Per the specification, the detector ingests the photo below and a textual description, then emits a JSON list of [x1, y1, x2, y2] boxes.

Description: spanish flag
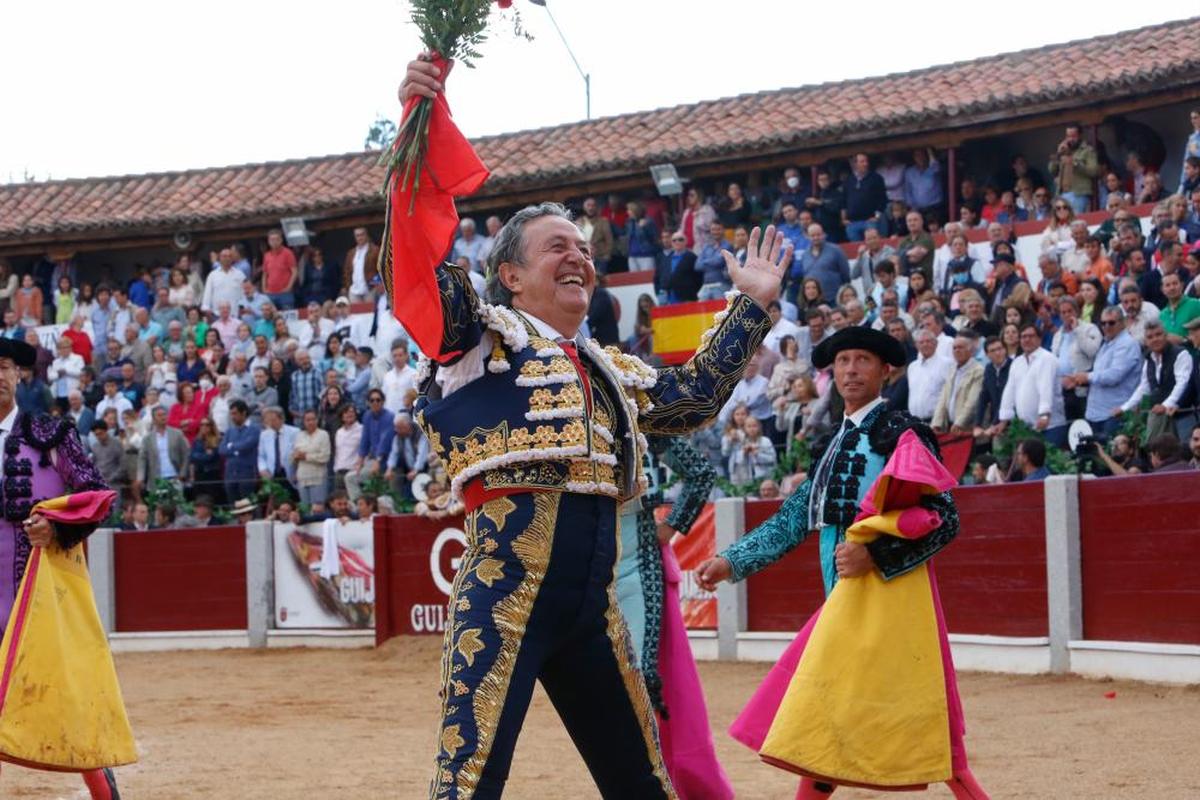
[[0, 491, 137, 771]]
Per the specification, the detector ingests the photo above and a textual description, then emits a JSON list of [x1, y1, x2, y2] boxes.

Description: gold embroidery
[[441, 724, 466, 760], [456, 628, 485, 667], [456, 597, 471, 612], [518, 356, 575, 380], [453, 680, 470, 697], [528, 383, 585, 413], [481, 497, 517, 530], [474, 558, 505, 588], [456, 493, 559, 795]]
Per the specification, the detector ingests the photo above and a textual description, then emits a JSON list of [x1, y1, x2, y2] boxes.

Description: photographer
[[1047, 124, 1099, 214]]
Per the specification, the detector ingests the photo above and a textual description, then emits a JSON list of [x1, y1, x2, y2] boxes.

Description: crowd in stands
[[3, 114, 1200, 526]]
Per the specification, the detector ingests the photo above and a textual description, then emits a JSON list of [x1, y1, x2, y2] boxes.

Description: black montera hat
[[811, 326, 907, 369], [0, 338, 37, 368]]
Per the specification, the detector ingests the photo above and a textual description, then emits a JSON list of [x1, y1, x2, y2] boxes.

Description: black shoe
[[104, 768, 121, 800]]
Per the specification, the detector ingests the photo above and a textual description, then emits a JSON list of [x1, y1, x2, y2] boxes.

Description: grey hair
[[1143, 319, 1165, 335], [913, 329, 935, 343], [1101, 305, 1126, 320], [484, 202, 574, 307]]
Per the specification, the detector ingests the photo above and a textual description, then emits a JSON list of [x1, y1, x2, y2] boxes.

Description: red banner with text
[[374, 513, 468, 645]]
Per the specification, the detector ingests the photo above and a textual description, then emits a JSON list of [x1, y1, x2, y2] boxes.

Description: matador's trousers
[[430, 491, 675, 800]]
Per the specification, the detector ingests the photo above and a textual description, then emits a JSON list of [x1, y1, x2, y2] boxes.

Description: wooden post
[[947, 146, 958, 224]]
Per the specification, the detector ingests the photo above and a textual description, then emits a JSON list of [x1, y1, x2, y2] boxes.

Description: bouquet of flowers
[[382, 0, 520, 210]]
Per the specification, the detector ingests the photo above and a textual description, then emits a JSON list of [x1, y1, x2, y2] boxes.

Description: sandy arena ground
[[5, 636, 1198, 798]]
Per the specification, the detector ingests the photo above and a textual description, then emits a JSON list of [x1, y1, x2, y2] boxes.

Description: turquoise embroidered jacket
[[721, 407, 959, 584]]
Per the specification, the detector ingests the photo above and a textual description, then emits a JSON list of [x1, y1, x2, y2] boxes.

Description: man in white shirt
[[998, 323, 1066, 441], [476, 215, 502, 267], [345, 227, 379, 303], [202, 248, 245, 314], [381, 340, 417, 414], [907, 329, 951, 422], [1119, 285, 1160, 346], [718, 355, 773, 429], [256, 406, 300, 487]]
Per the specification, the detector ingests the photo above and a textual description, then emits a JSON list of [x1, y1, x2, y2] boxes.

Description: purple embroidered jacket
[[0, 413, 108, 630]]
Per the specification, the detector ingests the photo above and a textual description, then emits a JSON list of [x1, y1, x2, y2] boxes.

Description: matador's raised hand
[[723, 225, 791, 310]]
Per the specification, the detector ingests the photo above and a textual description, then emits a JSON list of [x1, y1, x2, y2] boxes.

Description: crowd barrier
[[83, 471, 1199, 684]]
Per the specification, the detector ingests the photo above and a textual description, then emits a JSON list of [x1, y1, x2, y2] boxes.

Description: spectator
[[907, 329, 951, 423], [853, 228, 896, 297], [1060, 220, 1091, 276], [239, 279, 272, 322], [777, 202, 809, 254], [1048, 124, 1099, 213], [797, 223, 850, 302], [262, 229, 299, 309], [209, 376, 235, 433], [1146, 433, 1193, 473], [1051, 296, 1102, 421], [243, 366, 277, 426], [1160, 270, 1200, 344], [955, 291, 998, 338], [293, 409, 332, 508], [257, 406, 299, 489], [477, 215, 502, 267], [47, 337, 84, 412], [289, 349, 323, 420], [347, 346, 374, 413], [348, 389, 394, 501], [167, 268, 195, 308], [167, 382, 208, 444], [678, 186, 716, 253], [719, 182, 752, 231], [1137, 171, 1166, 205], [842, 153, 887, 241], [385, 412, 429, 500], [63, 389, 94, 438], [300, 247, 340, 306], [1190, 426, 1200, 469], [932, 332, 985, 434], [95, 377, 134, 429], [218, 399, 260, 501], [719, 354, 774, 435], [1013, 438, 1050, 481], [726, 415, 776, 484], [270, 317, 295, 359], [15, 367, 51, 415], [451, 218, 486, 273], [896, 211, 935, 283], [333, 404, 363, 493], [999, 324, 1065, 443], [903, 147, 944, 219], [12, 273, 42, 329], [805, 168, 844, 241], [1070, 306, 1142, 437], [1120, 285, 1159, 345], [356, 494, 379, 520], [211, 301, 240, 346], [1119, 320, 1193, 441], [343, 227, 380, 302], [696, 221, 733, 300], [586, 276, 619, 347], [124, 503, 152, 531], [987, 252, 1026, 322], [1039, 198, 1076, 255], [663, 231, 701, 303], [189, 417, 223, 502], [136, 405, 189, 496], [974, 336, 1013, 436], [381, 341, 416, 414], [201, 247, 244, 314], [624, 201, 659, 273], [794, 277, 825, 317], [577, 197, 614, 274], [90, 420, 126, 500], [763, 302, 803, 355]]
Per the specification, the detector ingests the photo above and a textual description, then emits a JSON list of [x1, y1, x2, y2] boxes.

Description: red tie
[[557, 339, 593, 414]]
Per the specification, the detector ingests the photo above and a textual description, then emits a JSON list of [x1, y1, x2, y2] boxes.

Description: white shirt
[[48, 353, 85, 398], [1126, 302, 1160, 346], [351, 244, 369, 295], [156, 431, 177, 479], [334, 422, 363, 471], [435, 310, 572, 398], [762, 317, 802, 353], [810, 396, 886, 528], [96, 394, 135, 430], [1000, 348, 1065, 427], [201, 266, 245, 313], [382, 364, 417, 413], [0, 406, 18, 476], [907, 354, 951, 421], [1121, 348, 1193, 411]]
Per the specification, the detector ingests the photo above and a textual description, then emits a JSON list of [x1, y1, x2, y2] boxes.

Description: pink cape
[[657, 542, 734, 800]]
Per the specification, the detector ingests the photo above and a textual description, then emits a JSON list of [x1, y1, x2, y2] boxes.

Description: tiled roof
[[3, 17, 1199, 243]]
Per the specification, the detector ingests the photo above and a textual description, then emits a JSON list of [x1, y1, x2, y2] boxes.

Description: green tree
[[364, 115, 397, 151]]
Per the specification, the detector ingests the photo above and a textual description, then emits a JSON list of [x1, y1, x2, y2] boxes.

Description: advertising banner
[[374, 513, 467, 644], [273, 519, 376, 629]]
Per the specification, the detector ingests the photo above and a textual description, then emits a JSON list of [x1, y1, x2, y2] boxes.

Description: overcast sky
[[2, 1, 1196, 184]]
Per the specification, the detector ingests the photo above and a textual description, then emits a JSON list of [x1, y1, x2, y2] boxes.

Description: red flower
[[496, 0, 512, 7]]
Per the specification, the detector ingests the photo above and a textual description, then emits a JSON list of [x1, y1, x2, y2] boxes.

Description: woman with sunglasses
[[1039, 197, 1077, 255]]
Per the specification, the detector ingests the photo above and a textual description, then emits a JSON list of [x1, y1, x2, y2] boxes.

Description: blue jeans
[[1061, 193, 1091, 214], [845, 219, 881, 242], [267, 291, 295, 310]]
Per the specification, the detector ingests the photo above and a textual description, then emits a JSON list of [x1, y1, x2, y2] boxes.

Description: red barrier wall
[[113, 526, 247, 632], [374, 513, 467, 646], [938, 483, 1048, 637], [743, 483, 1049, 637], [743, 499, 828, 631], [1080, 472, 1200, 645]]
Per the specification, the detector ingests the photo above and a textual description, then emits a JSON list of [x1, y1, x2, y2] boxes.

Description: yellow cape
[[0, 527, 136, 770]]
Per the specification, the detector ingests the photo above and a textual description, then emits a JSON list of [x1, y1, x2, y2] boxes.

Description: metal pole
[[539, 2, 591, 120]]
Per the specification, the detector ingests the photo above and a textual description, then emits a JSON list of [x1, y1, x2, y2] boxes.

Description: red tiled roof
[[3, 17, 1199, 244]]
